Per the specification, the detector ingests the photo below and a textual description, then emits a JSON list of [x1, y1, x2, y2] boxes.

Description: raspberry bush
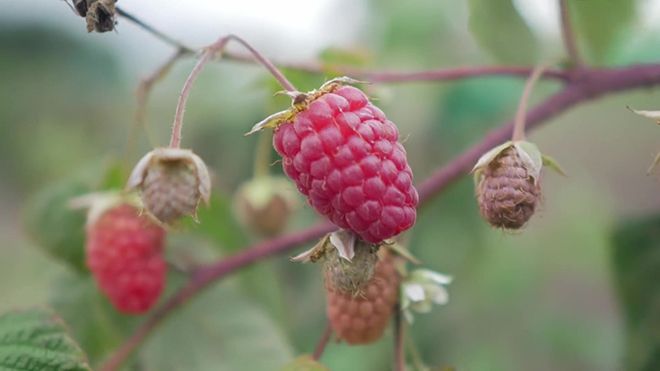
[[6, 1, 660, 371]]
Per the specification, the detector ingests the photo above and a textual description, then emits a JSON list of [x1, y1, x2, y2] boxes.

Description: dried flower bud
[[234, 177, 297, 237], [127, 148, 211, 224], [86, 0, 116, 33], [473, 141, 543, 229]]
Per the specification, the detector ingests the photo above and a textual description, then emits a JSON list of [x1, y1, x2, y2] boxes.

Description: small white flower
[[401, 268, 452, 323]]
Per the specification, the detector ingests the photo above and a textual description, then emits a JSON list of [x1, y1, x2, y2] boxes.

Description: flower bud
[[127, 148, 211, 224], [233, 177, 296, 237]]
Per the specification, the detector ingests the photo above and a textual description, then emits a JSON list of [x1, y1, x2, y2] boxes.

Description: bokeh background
[[1, 1, 660, 370]]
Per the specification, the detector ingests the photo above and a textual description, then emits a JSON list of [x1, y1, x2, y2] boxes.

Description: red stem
[[559, 0, 584, 67], [100, 63, 660, 370], [393, 306, 406, 371], [312, 323, 333, 361], [169, 34, 296, 148]]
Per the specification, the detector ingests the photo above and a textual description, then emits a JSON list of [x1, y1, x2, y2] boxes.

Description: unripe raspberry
[[475, 144, 541, 229], [127, 148, 211, 224], [86, 203, 166, 314], [325, 251, 400, 344], [234, 176, 296, 237], [252, 78, 418, 244], [322, 240, 379, 294]]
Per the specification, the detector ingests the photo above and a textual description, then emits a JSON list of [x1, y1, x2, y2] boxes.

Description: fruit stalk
[[169, 34, 297, 148]]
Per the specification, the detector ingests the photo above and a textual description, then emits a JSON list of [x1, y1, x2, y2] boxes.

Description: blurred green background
[[1, 0, 660, 370]]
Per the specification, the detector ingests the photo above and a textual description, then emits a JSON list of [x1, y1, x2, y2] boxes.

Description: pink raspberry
[[272, 85, 418, 243], [86, 204, 166, 314]]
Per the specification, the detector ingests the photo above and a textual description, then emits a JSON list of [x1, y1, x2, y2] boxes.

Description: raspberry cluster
[[86, 204, 166, 314], [476, 146, 540, 229], [273, 84, 418, 244], [325, 252, 400, 344]]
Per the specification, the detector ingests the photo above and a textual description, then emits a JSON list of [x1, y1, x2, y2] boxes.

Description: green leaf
[[281, 355, 329, 371], [142, 276, 294, 371], [568, 0, 635, 63], [0, 308, 91, 371], [23, 180, 90, 273], [49, 272, 139, 363], [183, 194, 248, 252], [467, 0, 538, 63], [611, 214, 660, 371]]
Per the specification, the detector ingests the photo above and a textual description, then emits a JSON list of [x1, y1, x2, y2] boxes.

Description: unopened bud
[[127, 147, 211, 224]]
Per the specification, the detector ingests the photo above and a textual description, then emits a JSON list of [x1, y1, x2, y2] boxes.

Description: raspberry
[[127, 148, 211, 224], [271, 83, 418, 243], [476, 146, 540, 229], [325, 251, 400, 344], [86, 204, 166, 314]]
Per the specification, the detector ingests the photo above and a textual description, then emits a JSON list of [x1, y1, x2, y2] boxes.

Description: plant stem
[[312, 323, 333, 361], [394, 306, 406, 371], [116, 6, 195, 54], [512, 66, 546, 142], [559, 0, 584, 68], [169, 34, 297, 148], [101, 63, 660, 371]]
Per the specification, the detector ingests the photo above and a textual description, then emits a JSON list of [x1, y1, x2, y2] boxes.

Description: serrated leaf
[[542, 154, 567, 176], [281, 355, 329, 371], [514, 141, 543, 180], [471, 141, 513, 174], [23, 180, 90, 273], [628, 106, 660, 124], [568, 0, 635, 63], [611, 214, 660, 371], [0, 308, 91, 371], [467, 0, 538, 63], [142, 275, 294, 371]]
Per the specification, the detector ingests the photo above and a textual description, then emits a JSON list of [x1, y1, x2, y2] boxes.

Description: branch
[[116, 6, 567, 84], [393, 306, 406, 371], [559, 0, 584, 68], [99, 62, 660, 371], [312, 322, 333, 361]]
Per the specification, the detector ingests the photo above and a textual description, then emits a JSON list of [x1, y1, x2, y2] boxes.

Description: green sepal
[[513, 140, 543, 182], [246, 109, 293, 136], [542, 154, 567, 176], [471, 141, 514, 174]]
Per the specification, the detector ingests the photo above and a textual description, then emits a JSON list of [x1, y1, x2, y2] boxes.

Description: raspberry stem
[[169, 34, 297, 148], [512, 65, 546, 142], [312, 322, 332, 361]]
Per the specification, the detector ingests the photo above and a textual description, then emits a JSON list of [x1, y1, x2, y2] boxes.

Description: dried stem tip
[[127, 148, 211, 224], [474, 141, 542, 229]]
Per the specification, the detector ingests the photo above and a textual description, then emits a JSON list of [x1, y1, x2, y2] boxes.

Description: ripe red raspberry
[[86, 204, 166, 314], [325, 252, 400, 344], [272, 83, 418, 243]]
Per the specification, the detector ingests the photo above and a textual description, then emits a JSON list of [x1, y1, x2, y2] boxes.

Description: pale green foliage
[[0, 309, 90, 371], [568, 0, 635, 63], [467, 0, 538, 63]]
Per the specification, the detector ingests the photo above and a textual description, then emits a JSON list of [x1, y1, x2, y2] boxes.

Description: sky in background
[[4, 0, 660, 72]]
